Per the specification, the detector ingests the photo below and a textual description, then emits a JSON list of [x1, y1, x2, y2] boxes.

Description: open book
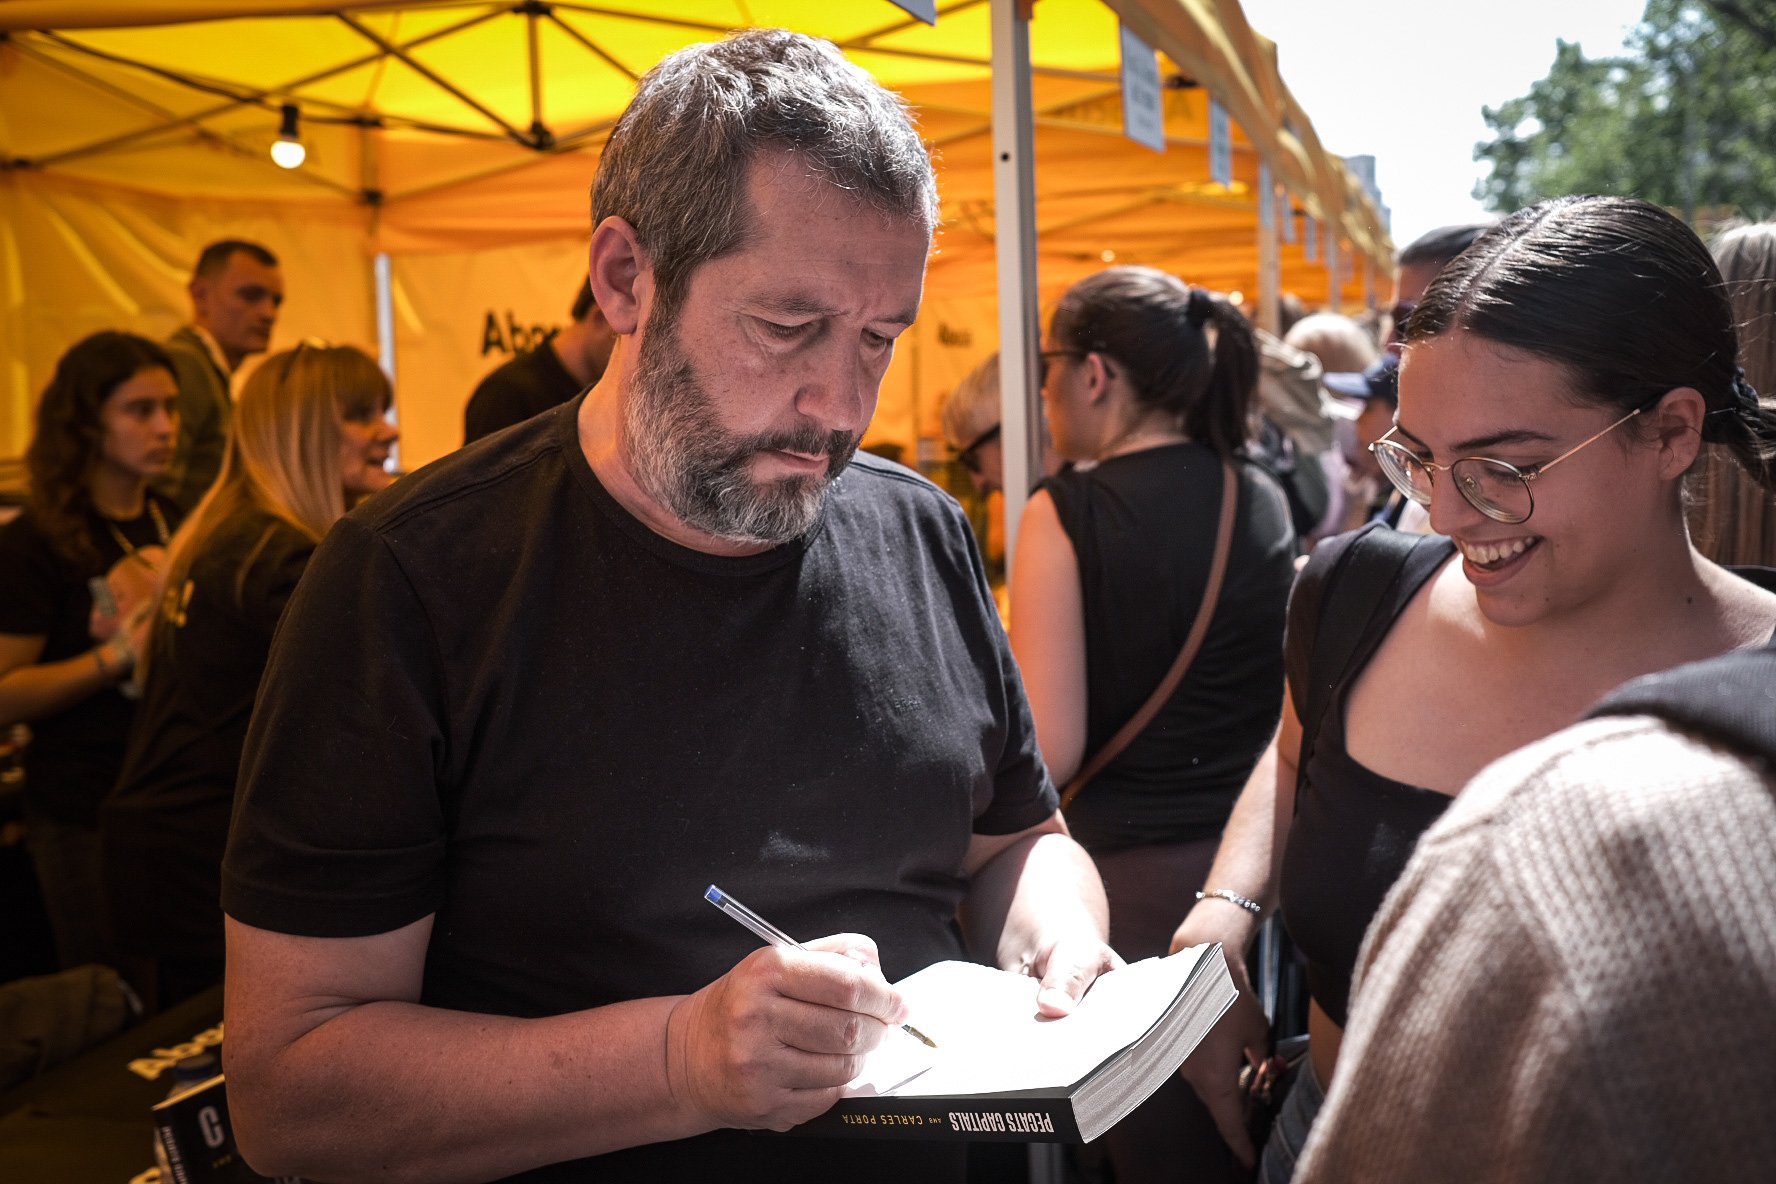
[[790, 943, 1236, 1143]]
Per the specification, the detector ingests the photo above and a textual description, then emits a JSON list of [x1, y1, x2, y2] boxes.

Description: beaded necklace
[[103, 500, 170, 570]]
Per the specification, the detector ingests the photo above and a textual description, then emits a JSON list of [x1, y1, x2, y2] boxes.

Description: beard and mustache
[[621, 305, 862, 546]]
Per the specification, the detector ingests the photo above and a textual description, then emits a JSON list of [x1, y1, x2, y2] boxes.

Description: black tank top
[[1279, 528, 1776, 1028], [1277, 529, 1453, 1027], [1043, 444, 1298, 853]]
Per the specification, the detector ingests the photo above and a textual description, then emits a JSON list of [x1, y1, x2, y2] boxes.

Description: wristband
[[95, 634, 134, 683], [1196, 888, 1262, 916]]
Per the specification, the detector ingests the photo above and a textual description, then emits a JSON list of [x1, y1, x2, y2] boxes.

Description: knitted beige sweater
[[1294, 715, 1776, 1184]]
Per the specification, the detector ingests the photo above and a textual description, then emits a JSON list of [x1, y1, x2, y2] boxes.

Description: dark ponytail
[[1051, 265, 1258, 459], [1191, 296, 1258, 458], [1704, 370, 1776, 489]]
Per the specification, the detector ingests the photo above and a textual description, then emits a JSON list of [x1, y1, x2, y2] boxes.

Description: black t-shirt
[[102, 509, 315, 962], [222, 398, 1054, 1183], [1042, 445, 1297, 852], [0, 493, 182, 826], [463, 344, 584, 444]]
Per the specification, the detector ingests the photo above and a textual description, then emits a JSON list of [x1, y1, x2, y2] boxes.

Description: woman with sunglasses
[[0, 332, 184, 972], [1010, 266, 1299, 1184], [99, 343, 395, 1011], [1170, 195, 1776, 1182]]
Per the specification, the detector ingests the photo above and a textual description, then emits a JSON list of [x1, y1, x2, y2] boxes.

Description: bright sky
[[1238, 0, 1649, 251]]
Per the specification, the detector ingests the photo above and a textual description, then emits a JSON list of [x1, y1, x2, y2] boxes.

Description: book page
[[842, 949, 1206, 1099]]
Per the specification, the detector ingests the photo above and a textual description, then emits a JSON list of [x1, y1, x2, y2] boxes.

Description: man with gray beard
[[218, 29, 1114, 1184]]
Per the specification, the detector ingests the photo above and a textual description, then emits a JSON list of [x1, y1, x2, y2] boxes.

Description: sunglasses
[[956, 423, 1001, 475], [1039, 349, 1086, 386]]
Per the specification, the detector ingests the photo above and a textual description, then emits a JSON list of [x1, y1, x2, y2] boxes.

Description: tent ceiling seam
[[336, 12, 532, 146], [547, 11, 639, 83], [11, 10, 512, 165]]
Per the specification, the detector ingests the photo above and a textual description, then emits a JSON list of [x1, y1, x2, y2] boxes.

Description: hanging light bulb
[[271, 103, 306, 170]]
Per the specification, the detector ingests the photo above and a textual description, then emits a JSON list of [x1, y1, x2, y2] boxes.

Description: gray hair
[[1284, 313, 1378, 376], [592, 28, 938, 312]]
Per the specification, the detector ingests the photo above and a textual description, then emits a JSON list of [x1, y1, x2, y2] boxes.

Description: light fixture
[[270, 103, 306, 170]]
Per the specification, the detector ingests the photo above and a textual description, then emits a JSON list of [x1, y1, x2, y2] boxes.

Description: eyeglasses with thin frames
[[1369, 398, 1657, 524]]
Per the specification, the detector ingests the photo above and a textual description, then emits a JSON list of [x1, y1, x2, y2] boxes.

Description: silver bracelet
[[1196, 888, 1262, 916]]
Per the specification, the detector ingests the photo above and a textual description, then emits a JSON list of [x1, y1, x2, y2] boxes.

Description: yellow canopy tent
[[0, 0, 1391, 472]]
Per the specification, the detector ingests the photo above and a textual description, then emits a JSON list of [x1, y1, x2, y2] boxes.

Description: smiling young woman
[[99, 343, 395, 1012], [1167, 195, 1776, 1182]]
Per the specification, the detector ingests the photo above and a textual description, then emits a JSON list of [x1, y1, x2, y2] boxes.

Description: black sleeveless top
[[1278, 528, 1776, 1028], [1043, 444, 1298, 853]]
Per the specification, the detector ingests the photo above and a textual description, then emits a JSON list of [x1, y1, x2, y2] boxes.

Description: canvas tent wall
[[0, 0, 1392, 473]]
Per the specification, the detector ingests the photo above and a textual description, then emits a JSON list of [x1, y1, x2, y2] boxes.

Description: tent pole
[[526, 6, 550, 146], [1257, 160, 1280, 335], [374, 251, 400, 471], [991, 0, 1042, 579]]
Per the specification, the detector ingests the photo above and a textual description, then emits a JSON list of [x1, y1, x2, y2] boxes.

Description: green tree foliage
[[1474, 0, 1776, 221]]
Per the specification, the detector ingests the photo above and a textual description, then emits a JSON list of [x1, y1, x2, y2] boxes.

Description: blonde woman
[[100, 343, 396, 1011]]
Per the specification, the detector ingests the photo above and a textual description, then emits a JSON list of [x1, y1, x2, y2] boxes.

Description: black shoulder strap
[[1291, 525, 1450, 806], [1588, 643, 1776, 767]]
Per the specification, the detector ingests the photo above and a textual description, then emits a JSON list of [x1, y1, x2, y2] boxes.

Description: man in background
[[463, 279, 615, 443], [160, 240, 283, 510], [1383, 222, 1491, 353], [1321, 222, 1491, 534]]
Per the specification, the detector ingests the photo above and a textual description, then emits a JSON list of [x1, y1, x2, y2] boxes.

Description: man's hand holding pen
[[662, 933, 909, 1133]]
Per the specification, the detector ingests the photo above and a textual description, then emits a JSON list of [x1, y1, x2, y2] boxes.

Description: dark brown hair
[[1407, 196, 1776, 489], [26, 331, 177, 568], [1050, 266, 1258, 459], [193, 239, 277, 280]]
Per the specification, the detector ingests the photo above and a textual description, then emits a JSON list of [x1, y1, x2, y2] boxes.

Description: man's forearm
[[228, 994, 698, 1184], [962, 830, 1109, 971]]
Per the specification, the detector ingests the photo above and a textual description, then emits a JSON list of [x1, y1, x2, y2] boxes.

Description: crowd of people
[[1, 23, 1774, 1184]]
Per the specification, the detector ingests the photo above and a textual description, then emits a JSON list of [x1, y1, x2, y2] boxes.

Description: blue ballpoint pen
[[704, 884, 938, 1049]]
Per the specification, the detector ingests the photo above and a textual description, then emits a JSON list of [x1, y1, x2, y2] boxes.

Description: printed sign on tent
[[1209, 98, 1232, 188], [1118, 23, 1165, 153], [887, 0, 938, 24]]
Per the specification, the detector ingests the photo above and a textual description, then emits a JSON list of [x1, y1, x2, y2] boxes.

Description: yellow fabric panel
[[0, 0, 418, 29], [1, 0, 1392, 468], [0, 0, 1387, 253], [0, 175, 376, 460], [387, 241, 587, 468]]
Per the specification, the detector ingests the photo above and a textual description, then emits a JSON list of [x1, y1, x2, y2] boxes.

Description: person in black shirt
[[1010, 267, 1297, 1184], [101, 343, 395, 1013], [463, 280, 615, 443], [221, 31, 1115, 1184], [0, 331, 184, 970], [1171, 196, 1776, 1181]]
